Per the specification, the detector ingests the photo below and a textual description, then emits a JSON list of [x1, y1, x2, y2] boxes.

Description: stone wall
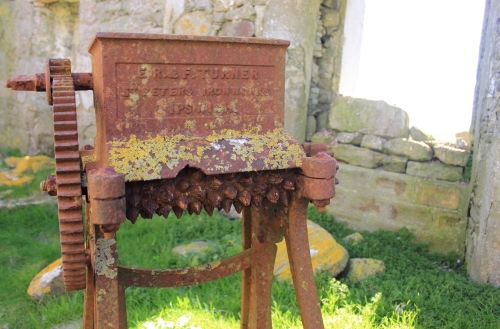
[[1, 0, 346, 155], [329, 164, 468, 254], [319, 96, 470, 254], [466, 0, 500, 286]]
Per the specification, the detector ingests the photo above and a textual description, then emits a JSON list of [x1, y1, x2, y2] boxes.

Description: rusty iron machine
[[6, 33, 338, 328]]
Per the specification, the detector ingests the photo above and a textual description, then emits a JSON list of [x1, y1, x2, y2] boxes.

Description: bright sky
[[352, 0, 486, 141]]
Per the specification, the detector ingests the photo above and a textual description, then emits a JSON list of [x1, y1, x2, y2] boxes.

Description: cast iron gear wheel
[[47, 58, 86, 291]]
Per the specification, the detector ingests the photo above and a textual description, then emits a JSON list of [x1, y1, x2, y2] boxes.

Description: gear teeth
[[49, 59, 86, 292]]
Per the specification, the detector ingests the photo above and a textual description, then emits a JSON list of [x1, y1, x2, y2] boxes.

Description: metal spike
[[126, 206, 140, 223], [204, 203, 214, 216], [209, 177, 222, 190], [157, 203, 172, 219], [251, 194, 263, 209], [175, 196, 189, 210], [189, 201, 203, 215], [173, 206, 184, 219], [266, 187, 279, 203], [233, 200, 244, 214], [237, 189, 252, 207], [268, 172, 283, 185], [221, 198, 233, 213], [223, 184, 238, 199], [283, 180, 295, 191], [207, 191, 222, 208]]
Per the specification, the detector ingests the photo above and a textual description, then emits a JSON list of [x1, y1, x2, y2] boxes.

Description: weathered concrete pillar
[[261, 0, 322, 142], [466, 0, 500, 286]]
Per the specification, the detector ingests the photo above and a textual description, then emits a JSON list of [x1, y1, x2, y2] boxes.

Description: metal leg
[[285, 197, 325, 329], [241, 204, 281, 329], [94, 233, 122, 329]]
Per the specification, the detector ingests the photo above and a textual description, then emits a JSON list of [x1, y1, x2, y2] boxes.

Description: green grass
[[1, 200, 500, 328]]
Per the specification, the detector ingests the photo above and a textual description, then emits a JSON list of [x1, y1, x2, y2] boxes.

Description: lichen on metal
[[94, 238, 117, 279], [107, 125, 305, 181], [82, 154, 97, 169]]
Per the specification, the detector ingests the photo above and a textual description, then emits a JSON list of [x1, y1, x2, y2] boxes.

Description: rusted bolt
[[40, 174, 57, 196], [313, 152, 331, 159], [100, 224, 121, 239], [81, 144, 94, 151], [312, 199, 330, 213]]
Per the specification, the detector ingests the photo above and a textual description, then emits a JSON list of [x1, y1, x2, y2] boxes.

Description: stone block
[[360, 134, 387, 152], [333, 164, 371, 193], [224, 3, 255, 21], [316, 111, 330, 130], [455, 131, 471, 146], [343, 232, 364, 246], [322, 9, 341, 27], [384, 138, 433, 161], [174, 11, 212, 35], [306, 115, 317, 141], [344, 258, 386, 282], [330, 144, 384, 168], [336, 131, 363, 145], [311, 129, 336, 144], [407, 161, 463, 182], [318, 90, 332, 103], [218, 20, 255, 37], [415, 180, 461, 210], [329, 97, 409, 139], [382, 155, 408, 173], [433, 144, 470, 166], [374, 175, 411, 201], [27, 258, 65, 300], [274, 220, 349, 281], [410, 126, 434, 142]]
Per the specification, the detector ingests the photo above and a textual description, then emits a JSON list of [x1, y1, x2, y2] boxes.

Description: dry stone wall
[[313, 96, 470, 182], [319, 96, 470, 254]]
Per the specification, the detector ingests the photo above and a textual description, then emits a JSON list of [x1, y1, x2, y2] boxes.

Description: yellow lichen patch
[[82, 154, 96, 169], [346, 258, 386, 282], [0, 172, 32, 187], [184, 120, 195, 130], [125, 93, 139, 107], [4, 156, 22, 168], [13, 155, 54, 175], [107, 125, 305, 181], [27, 258, 63, 300], [273, 220, 349, 281], [0, 155, 55, 187]]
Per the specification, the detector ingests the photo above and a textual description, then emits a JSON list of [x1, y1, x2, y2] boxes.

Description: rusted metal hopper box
[[87, 33, 303, 181]]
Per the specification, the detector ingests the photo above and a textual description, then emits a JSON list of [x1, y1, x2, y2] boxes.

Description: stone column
[[466, 0, 500, 286], [262, 0, 322, 142]]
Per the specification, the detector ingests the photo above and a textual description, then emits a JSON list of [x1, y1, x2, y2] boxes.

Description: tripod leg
[[285, 198, 325, 329]]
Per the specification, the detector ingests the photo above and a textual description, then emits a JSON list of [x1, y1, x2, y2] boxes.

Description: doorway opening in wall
[[341, 0, 486, 142]]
